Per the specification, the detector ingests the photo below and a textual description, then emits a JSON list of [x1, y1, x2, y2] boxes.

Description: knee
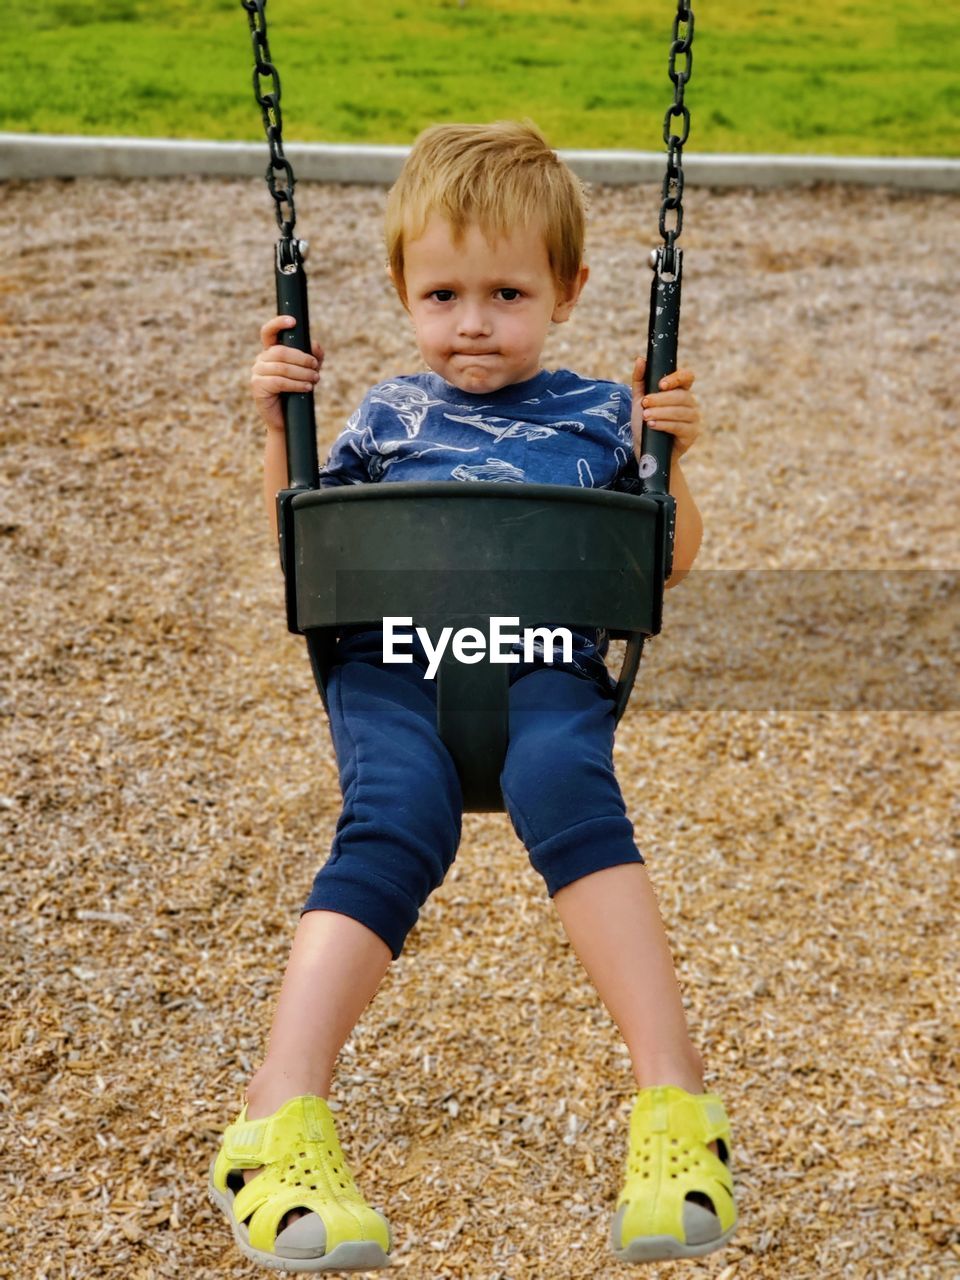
[[502, 727, 618, 836], [305, 788, 463, 961], [333, 767, 462, 896], [501, 716, 637, 895]]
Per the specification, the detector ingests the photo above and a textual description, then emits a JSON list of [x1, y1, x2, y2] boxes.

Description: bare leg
[[551, 863, 707, 1095], [238, 910, 393, 1218], [243, 908, 392, 1111]]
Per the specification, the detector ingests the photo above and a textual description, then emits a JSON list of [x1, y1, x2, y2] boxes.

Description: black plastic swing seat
[[280, 482, 671, 812]]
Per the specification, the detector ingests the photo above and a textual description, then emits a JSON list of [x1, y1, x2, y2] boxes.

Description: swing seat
[[279, 482, 671, 812]]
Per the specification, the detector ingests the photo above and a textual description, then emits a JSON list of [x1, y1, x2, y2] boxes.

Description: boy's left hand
[[630, 354, 701, 458]]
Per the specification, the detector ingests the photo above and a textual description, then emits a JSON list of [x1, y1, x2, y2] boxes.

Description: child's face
[[399, 214, 587, 394]]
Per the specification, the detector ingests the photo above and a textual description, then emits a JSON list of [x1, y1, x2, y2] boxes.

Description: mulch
[[0, 173, 957, 1279]]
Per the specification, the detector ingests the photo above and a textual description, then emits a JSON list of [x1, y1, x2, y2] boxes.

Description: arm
[[263, 428, 289, 544], [664, 454, 703, 589], [262, 409, 374, 545], [250, 314, 323, 544], [629, 355, 703, 589]]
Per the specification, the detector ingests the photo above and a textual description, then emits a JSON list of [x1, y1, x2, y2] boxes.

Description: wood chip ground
[[0, 175, 957, 1280]]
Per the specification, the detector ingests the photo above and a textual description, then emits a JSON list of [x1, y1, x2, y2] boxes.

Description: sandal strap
[[222, 1094, 341, 1168], [634, 1086, 731, 1147]]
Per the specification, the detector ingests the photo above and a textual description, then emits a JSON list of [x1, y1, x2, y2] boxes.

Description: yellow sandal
[[208, 1094, 392, 1273], [611, 1085, 737, 1262]]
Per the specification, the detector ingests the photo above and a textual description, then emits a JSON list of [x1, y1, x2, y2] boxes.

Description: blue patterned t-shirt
[[318, 368, 644, 693]]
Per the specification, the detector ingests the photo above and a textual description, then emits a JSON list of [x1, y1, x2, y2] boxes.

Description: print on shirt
[[442, 411, 558, 442], [545, 382, 597, 399], [450, 458, 527, 483], [369, 382, 447, 436], [355, 425, 480, 483], [584, 391, 621, 425]]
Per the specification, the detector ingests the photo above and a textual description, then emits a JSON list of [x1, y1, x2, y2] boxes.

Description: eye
[[429, 289, 455, 302], [497, 288, 521, 301]]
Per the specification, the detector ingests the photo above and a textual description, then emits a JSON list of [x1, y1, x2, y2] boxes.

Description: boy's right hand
[[251, 315, 323, 434]]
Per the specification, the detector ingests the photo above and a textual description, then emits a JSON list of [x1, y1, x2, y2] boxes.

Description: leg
[[237, 911, 393, 1238], [232, 655, 462, 1233], [244, 909, 392, 1115], [501, 670, 705, 1094], [501, 671, 733, 1257], [247, 655, 461, 1112], [552, 863, 705, 1093]]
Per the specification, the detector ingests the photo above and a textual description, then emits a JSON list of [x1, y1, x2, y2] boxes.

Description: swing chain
[[658, 2, 694, 274], [241, 0, 297, 241]]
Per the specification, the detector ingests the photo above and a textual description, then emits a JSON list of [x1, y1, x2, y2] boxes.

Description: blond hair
[[385, 120, 587, 305]]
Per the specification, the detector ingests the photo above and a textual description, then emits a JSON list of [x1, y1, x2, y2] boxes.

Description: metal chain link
[[658, 2, 694, 272], [242, 0, 691, 263], [241, 0, 297, 239]]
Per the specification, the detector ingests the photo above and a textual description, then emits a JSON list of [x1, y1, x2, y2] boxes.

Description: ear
[[552, 264, 589, 323]]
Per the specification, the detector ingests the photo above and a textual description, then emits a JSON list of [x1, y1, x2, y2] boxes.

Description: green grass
[[5, 0, 959, 155]]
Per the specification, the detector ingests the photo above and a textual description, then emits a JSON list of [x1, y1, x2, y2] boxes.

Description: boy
[[209, 121, 736, 1272]]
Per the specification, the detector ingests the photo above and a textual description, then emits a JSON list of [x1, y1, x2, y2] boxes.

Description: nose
[[457, 301, 492, 338]]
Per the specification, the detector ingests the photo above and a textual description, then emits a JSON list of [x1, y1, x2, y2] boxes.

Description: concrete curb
[[1, 133, 958, 191]]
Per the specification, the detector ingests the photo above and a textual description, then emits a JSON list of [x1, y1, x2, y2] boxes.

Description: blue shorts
[[303, 635, 643, 959]]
